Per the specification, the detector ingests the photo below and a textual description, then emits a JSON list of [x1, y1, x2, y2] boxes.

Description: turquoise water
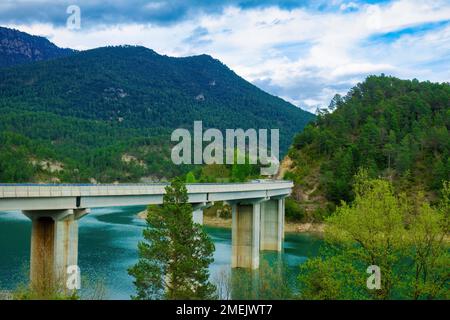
[[0, 206, 322, 299]]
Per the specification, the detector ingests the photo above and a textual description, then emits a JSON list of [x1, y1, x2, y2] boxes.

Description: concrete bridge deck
[[0, 180, 293, 292], [0, 180, 292, 210]]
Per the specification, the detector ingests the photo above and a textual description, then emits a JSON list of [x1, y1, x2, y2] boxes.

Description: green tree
[[405, 182, 449, 299], [230, 149, 259, 182], [289, 75, 450, 206], [298, 172, 449, 300], [128, 178, 216, 300], [285, 197, 305, 221], [383, 130, 397, 171], [185, 171, 196, 183]]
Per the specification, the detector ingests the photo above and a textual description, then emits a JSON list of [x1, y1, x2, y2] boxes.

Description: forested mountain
[[0, 27, 74, 68], [285, 75, 449, 219], [0, 29, 314, 183]]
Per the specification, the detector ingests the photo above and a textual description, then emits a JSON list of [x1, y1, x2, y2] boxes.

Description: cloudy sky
[[1, 0, 449, 112]]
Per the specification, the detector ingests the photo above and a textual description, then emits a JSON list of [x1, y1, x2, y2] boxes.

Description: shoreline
[[137, 211, 325, 235]]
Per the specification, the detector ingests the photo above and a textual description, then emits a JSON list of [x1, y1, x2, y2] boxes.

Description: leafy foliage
[[0, 40, 314, 182], [285, 197, 306, 221], [297, 173, 449, 300], [289, 75, 450, 204], [128, 178, 216, 300]]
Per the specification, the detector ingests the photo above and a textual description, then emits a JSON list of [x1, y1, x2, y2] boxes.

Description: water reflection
[[0, 206, 322, 299]]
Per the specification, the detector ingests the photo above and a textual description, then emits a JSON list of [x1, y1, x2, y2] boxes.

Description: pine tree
[[128, 178, 216, 300]]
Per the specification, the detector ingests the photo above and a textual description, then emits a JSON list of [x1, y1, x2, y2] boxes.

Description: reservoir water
[[0, 206, 323, 299]]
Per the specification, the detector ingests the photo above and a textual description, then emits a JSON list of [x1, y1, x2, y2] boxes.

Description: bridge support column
[[260, 198, 284, 252], [193, 209, 203, 225], [192, 202, 213, 225], [281, 198, 285, 240], [231, 202, 261, 269], [22, 209, 89, 293]]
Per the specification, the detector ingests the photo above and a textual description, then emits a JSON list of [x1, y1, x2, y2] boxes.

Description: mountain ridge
[[0, 27, 314, 183], [0, 26, 75, 68]]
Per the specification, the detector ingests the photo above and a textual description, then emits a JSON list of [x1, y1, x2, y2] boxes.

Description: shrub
[[285, 197, 305, 221]]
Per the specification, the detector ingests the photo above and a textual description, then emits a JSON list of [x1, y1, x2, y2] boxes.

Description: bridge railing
[[0, 180, 293, 198]]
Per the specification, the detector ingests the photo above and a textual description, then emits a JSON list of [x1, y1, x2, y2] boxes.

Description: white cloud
[[5, 0, 450, 113], [331, 63, 396, 77]]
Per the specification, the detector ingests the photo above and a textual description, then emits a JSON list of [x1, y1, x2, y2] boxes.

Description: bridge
[[0, 180, 292, 291]]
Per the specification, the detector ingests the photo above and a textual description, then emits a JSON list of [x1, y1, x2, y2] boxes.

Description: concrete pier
[[23, 209, 88, 292], [231, 202, 261, 269], [260, 199, 284, 251], [193, 209, 203, 225], [192, 202, 213, 225], [0, 181, 292, 295], [281, 198, 285, 240]]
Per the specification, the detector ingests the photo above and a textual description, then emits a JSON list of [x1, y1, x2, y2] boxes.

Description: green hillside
[[0, 27, 74, 68], [0, 41, 314, 183], [285, 75, 449, 219]]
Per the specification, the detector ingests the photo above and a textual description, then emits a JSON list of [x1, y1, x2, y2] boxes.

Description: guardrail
[[0, 181, 293, 198]]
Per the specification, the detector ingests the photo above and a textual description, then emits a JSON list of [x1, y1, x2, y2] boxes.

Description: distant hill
[[284, 75, 449, 218], [0, 27, 75, 68], [0, 28, 314, 183]]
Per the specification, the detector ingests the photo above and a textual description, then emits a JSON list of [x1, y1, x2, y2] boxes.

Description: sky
[[1, 0, 449, 113]]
